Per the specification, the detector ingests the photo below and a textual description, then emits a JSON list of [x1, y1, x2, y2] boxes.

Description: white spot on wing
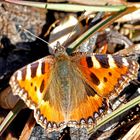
[[37, 60, 42, 76], [91, 56, 101, 68], [17, 70, 22, 80], [47, 123, 52, 128], [108, 55, 116, 68], [26, 64, 31, 80]]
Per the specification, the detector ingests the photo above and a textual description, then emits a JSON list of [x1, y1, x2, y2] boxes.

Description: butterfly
[[9, 42, 139, 132]]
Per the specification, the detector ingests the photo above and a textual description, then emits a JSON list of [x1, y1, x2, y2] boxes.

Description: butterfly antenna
[[63, 10, 86, 47], [18, 25, 53, 48]]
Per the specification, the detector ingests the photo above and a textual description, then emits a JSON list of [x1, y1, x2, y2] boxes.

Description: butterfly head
[[54, 41, 68, 58]]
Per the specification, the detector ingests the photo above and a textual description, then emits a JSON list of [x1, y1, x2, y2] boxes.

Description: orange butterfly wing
[[75, 53, 139, 99], [10, 55, 55, 109]]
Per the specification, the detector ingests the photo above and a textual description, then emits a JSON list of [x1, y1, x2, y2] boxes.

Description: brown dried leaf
[[0, 87, 19, 109], [122, 121, 140, 140]]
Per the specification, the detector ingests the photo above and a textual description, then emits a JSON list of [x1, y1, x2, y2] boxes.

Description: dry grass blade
[[0, 100, 26, 135], [122, 121, 140, 140], [5, 0, 126, 12]]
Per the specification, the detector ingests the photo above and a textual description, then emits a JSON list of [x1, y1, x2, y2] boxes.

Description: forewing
[[9, 55, 55, 109], [74, 53, 139, 98]]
